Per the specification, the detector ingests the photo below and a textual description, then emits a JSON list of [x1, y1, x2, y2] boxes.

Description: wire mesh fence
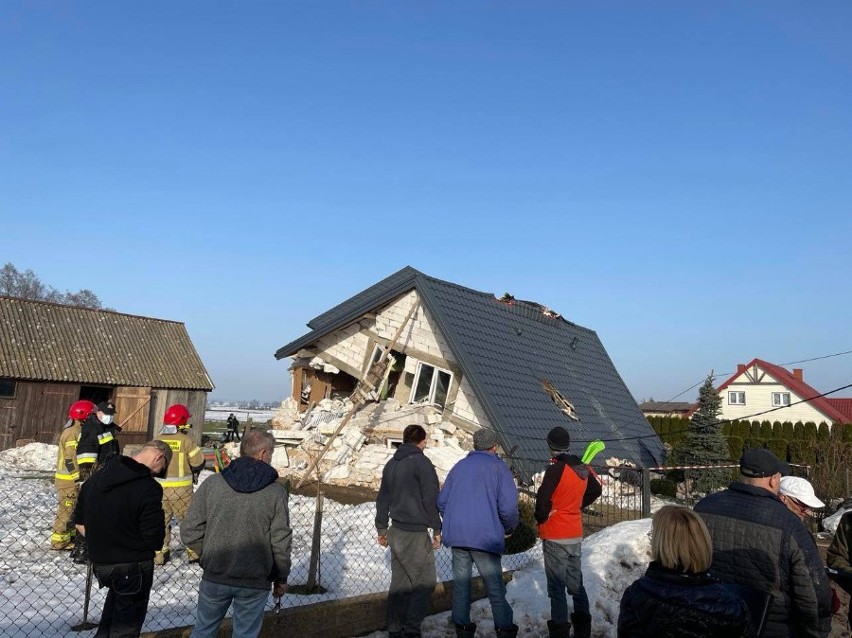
[[0, 470, 542, 637]]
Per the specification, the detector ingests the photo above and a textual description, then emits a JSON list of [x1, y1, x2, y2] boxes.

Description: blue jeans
[[190, 579, 270, 638], [451, 548, 513, 629], [542, 540, 590, 623]]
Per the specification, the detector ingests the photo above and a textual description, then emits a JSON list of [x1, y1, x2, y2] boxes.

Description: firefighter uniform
[[51, 421, 82, 549], [155, 427, 204, 564]]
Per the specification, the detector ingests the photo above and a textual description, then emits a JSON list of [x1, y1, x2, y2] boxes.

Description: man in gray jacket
[[376, 424, 442, 638], [182, 430, 291, 638]]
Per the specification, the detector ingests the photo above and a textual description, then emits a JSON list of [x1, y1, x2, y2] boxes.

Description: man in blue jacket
[[438, 428, 519, 638]]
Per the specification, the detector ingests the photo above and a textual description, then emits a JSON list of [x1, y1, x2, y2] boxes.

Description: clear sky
[[2, 2, 851, 403]]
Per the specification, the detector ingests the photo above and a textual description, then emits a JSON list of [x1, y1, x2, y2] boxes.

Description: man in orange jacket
[[535, 427, 601, 638]]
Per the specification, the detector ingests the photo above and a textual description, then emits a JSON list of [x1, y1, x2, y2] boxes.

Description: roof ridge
[[0, 295, 185, 325]]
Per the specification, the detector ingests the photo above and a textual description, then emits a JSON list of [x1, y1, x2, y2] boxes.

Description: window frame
[[771, 392, 791, 407], [728, 391, 746, 405], [409, 361, 453, 411]]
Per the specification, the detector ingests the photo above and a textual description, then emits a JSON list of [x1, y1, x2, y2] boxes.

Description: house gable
[[716, 358, 846, 424]]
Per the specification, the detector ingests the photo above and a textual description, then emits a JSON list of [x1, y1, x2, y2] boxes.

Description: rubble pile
[[266, 397, 470, 489]]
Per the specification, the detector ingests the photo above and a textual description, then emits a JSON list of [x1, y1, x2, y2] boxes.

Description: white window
[[728, 391, 746, 405], [772, 392, 791, 407], [409, 362, 452, 410]]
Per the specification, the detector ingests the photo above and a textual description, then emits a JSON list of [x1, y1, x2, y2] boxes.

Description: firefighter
[[154, 403, 205, 565], [76, 400, 120, 478], [50, 400, 94, 550]]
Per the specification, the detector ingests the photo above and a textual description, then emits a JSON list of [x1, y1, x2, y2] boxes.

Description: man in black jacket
[[74, 440, 170, 638], [77, 401, 121, 475], [375, 424, 442, 638], [694, 448, 832, 638]]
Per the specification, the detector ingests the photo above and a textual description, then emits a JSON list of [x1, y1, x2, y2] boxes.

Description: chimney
[[792, 368, 803, 382], [736, 364, 746, 374]]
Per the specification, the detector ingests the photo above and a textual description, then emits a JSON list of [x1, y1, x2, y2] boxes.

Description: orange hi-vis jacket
[[535, 453, 602, 540]]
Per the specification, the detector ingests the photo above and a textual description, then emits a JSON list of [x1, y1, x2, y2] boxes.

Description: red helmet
[[68, 400, 96, 421], [164, 404, 191, 427]]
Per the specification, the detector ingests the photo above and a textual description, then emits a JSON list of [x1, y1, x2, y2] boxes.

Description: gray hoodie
[[181, 456, 291, 590]]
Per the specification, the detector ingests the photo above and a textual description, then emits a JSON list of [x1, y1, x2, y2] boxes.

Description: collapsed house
[[270, 267, 664, 489]]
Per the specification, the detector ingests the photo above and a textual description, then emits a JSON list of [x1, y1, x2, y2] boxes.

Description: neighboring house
[[638, 401, 695, 418], [0, 296, 214, 451], [274, 267, 664, 482], [716, 358, 852, 426]]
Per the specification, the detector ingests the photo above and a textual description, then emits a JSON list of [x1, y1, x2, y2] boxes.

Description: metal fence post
[[641, 468, 651, 518]]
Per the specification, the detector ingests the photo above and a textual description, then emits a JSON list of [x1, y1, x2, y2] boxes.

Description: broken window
[[410, 363, 452, 410], [541, 379, 578, 420]]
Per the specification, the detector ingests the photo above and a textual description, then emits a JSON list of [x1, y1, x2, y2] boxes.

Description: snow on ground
[[0, 442, 56, 475], [204, 408, 277, 423]]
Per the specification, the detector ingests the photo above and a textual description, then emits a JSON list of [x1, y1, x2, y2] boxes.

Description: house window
[[0, 378, 15, 398], [772, 392, 791, 407], [410, 362, 452, 410], [728, 391, 746, 405]]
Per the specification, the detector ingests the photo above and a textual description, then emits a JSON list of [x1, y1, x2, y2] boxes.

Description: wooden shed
[[0, 296, 214, 451]]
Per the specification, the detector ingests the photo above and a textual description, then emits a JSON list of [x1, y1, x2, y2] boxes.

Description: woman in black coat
[[618, 505, 751, 638]]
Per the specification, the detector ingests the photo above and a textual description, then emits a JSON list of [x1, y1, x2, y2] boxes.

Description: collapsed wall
[[261, 397, 471, 489]]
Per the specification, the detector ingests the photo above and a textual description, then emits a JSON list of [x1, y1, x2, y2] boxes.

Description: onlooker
[[535, 426, 602, 638], [827, 509, 852, 627], [438, 428, 520, 638], [154, 403, 205, 565], [51, 400, 94, 551], [375, 424, 442, 638], [225, 413, 241, 443], [74, 440, 170, 638], [618, 505, 751, 637], [694, 448, 832, 638], [779, 476, 825, 524], [181, 430, 291, 638]]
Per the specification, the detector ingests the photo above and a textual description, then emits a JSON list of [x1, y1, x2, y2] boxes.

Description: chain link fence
[[0, 468, 542, 637]]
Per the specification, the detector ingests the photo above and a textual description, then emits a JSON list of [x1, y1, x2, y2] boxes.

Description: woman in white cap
[[778, 476, 825, 523]]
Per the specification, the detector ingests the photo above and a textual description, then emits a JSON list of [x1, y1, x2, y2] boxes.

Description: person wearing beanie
[[438, 428, 520, 638], [535, 427, 601, 638]]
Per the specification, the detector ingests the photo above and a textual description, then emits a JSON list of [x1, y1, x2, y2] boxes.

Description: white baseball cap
[[779, 476, 825, 509]]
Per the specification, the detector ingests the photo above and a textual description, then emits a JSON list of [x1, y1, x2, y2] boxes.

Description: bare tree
[[0, 263, 105, 309]]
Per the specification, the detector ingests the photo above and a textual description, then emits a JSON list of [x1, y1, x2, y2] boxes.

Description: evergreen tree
[[680, 372, 730, 493]]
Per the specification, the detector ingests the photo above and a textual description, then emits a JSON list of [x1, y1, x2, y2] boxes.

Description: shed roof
[[0, 296, 213, 390], [276, 267, 665, 479]]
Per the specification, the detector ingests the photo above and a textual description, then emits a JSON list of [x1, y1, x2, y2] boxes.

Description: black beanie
[[547, 426, 571, 451]]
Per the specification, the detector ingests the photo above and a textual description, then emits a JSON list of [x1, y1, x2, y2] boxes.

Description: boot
[[186, 548, 199, 563], [454, 622, 476, 638], [571, 612, 592, 638], [495, 623, 519, 638], [70, 538, 88, 564], [154, 550, 170, 566], [548, 619, 572, 638]]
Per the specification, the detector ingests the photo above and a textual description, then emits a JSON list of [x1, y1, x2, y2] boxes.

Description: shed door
[[115, 387, 152, 449]]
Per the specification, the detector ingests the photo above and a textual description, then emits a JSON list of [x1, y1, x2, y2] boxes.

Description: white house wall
[[720, 369, 831, 424], [308, 290, 488, 428]]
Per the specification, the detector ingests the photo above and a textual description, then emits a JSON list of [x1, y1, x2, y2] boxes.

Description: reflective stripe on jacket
[[155, 431, 204, 489], [55, 423, 82, 482]]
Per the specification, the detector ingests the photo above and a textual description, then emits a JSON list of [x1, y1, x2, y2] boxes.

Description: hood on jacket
[[553, 452, 591, 480], [97, 456, 154, 492], [391, 442, 423, 462], [222, 456, 279, 493]]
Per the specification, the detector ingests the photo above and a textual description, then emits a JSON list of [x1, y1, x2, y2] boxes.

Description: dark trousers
[[93, 560, 154, 638], [387, 527, 437, 638]]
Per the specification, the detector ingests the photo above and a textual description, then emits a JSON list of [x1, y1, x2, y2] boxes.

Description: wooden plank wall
[[115, 386, 152, 449], [3, 381, 80, 448]]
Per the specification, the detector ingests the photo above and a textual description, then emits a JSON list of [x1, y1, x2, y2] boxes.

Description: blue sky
[[2, 2, 851, 402]]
